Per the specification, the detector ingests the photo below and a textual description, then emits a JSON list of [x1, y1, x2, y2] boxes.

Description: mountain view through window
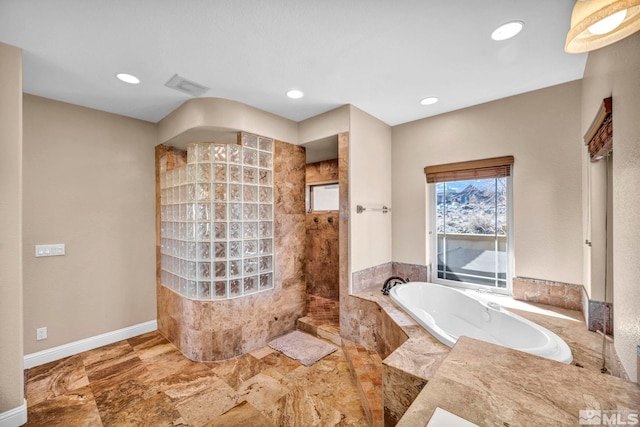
[[435, 177, 508, 288]]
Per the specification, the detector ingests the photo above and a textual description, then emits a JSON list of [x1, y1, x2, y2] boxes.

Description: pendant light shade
[[565, 0, 640, 53]]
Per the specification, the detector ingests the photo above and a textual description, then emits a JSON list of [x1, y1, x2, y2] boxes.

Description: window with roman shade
[[424, 155, 514, 183], [425, 155, 514, 292]]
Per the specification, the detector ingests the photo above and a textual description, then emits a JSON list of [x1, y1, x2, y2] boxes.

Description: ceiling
[[0, 0, 587, 127]]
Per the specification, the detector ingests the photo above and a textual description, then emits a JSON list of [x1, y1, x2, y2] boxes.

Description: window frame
[[307, 182, 340, 213], [428, 174, 514, 295]]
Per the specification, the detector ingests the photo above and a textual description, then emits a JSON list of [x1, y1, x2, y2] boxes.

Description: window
[[425, 156, 513, 292], [307, 183, 339, 212]]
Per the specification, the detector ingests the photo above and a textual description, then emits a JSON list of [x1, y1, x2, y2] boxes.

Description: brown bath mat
[[268, 331, 337, 366]]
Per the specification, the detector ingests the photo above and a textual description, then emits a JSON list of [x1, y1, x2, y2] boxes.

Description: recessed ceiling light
[[286, 89, 304, 99], [491, 21, 524, 41], [420, 97, 439, 105], [116, 73, 141, 84]]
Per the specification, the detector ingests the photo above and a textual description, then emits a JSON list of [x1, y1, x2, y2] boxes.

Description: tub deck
[[397, 336, 640, 426], [350, 287, 629, 425]]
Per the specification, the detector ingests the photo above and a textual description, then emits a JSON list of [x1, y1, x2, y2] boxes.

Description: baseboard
[[23, 320, 157, 369], [0, 399, 27, 427]]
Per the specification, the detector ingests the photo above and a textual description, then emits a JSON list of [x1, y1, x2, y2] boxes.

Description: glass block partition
[[159, 133, 274, 300]]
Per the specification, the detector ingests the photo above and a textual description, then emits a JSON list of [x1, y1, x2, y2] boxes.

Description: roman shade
[[584, 97, 613, 161], [424, 156, 514, 183]]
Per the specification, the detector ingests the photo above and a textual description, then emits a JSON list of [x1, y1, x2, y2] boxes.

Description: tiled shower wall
[[305, 159, 339, 301], [306, 213, 339, 300], [156, 135, 306, 361]]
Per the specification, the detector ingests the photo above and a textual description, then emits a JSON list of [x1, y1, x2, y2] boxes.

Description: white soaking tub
[[389, 281, 572, 364]]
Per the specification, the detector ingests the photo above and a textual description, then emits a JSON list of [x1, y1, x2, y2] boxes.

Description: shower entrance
[[299, 134, 345, 336]]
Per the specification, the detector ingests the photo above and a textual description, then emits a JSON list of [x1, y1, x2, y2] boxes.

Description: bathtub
[[389, 282, 572, 364]]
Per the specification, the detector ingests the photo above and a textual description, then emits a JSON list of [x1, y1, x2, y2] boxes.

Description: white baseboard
[[23, 320, 157, 369], [0, 400, 27, 427]]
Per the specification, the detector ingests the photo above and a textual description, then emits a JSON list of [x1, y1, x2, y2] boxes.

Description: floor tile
[[26, 330, 366, 426], [143, 348, 205, 381], [26, 355, 89, 407], [174, 376, 239, 426], [260, 351, 302, 379], [25, 386, 102, 427], [82, 340, 139, 383], [97, 391, 184, 427], [237, 373, 290, 412], [206, 401, 275, 427], [250, 345, 276, 360], [206, 353, 265, 389]]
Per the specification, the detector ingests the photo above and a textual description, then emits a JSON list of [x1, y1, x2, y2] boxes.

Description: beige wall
[[349, 106, 393, 274], [0, 42, 25, 413], [391, 81, 583, 286], [582, 32, 640, 382], [23, 95, 158, 354], [298, 105, 350, 144], [158, 98, 298, 146]]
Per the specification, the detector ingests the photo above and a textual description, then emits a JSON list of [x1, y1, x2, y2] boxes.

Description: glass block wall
[[159, 133, 274, 300]]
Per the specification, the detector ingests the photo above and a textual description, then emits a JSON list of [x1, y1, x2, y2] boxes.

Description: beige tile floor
[[25, 331, 367, 426]]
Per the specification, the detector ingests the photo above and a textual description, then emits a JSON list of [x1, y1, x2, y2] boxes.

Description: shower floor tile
[[24, 331, 367, 426]]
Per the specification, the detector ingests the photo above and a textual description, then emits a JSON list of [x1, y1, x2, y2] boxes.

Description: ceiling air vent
[[165, 74, 210, 97]]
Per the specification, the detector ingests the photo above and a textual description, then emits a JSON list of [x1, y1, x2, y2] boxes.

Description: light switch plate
[[35, 244, 65, 257]]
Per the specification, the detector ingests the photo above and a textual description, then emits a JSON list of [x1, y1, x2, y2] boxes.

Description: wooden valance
[[424, 156, 514, 183], [584, 97, 612, 161]]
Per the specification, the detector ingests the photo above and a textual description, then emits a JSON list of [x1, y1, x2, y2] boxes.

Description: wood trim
[[584, 97, 612, 145], [585, 97, 613, 161], [424, 155, 514, 183]]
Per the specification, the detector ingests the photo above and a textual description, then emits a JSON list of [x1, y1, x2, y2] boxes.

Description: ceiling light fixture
[[420, 97, 439, 105], [286, 89, 304, 99], [116, 73, 141, 84], [491, 21, 524, 41], [565, 0, 640, 53]]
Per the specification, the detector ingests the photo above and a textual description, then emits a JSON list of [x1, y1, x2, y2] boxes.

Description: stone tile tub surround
[[355, 267, 586, 316], [512, 276, 583, 311], [156, 138, 307, 361], [392, 281, 574, 364], [397, 337, 640, 427], [357, 266, 616, 337], [341, 286, 449, 426], [346, 263, 625, 425], [351, 261, 428, 294], [514, 276, 615, 335]]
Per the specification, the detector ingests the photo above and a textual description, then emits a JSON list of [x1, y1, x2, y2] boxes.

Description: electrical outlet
[[36, 327, 47, 340]]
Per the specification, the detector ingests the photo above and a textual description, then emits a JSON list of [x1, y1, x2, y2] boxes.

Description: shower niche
[[159, 133, 275, 300]]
